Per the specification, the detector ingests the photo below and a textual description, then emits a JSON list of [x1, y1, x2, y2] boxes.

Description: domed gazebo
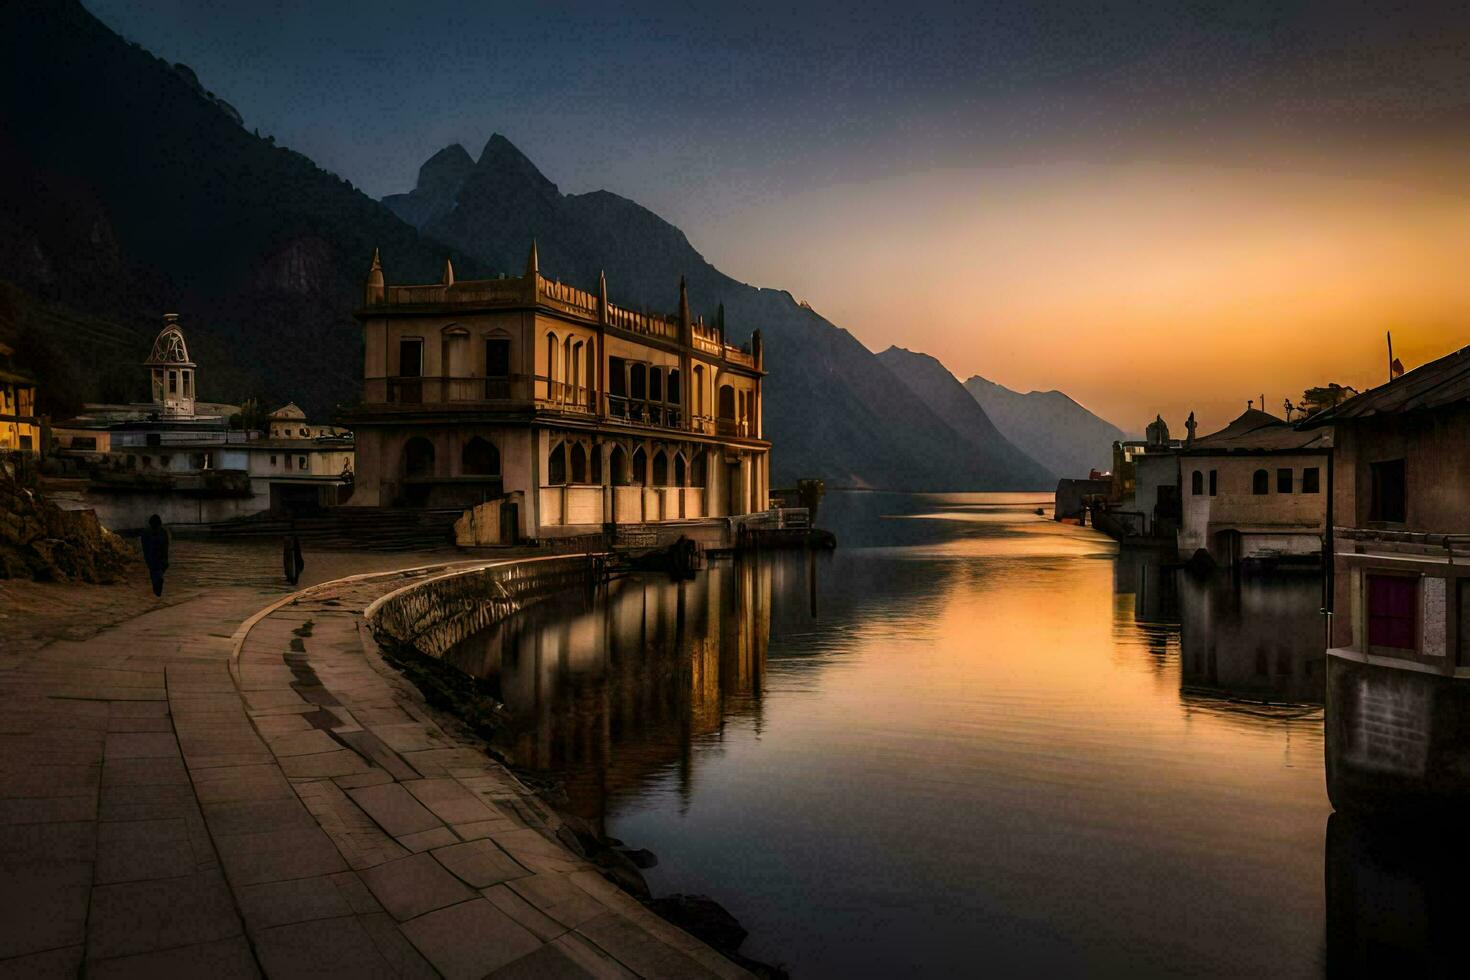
[[145, 313, 197, 418]]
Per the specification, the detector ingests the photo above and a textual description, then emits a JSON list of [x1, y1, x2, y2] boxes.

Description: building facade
[[0, 341, 40, 456], [1178, 409, 1330, 564], [345, 245, 771, 542], [50, 316, 354, 527], [1310, 346, 1470, 814]]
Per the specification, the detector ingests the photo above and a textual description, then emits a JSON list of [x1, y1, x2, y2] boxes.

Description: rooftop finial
[[678, 275, 690, 327], [442, 257, 455, 287], [525, 239, 539, 278], [365, 248, 385, 303]]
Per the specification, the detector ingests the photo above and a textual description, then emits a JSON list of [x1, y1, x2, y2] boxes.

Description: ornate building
[[0, 341, 40, 456], [345, 244, 771, 541]]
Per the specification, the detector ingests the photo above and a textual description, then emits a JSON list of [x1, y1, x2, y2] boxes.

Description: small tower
[[145, 314, 198, 418], [525, 239, 539, 278], [1145, 413, 1170, 447], [365, 248, 385, 305], [1185, 411, 1197, 446]]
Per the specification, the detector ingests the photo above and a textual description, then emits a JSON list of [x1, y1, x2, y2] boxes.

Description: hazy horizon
[[83, 0, 1470, 433]]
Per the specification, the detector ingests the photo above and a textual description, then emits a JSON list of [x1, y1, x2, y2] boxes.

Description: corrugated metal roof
[[1307, 343, 1470, 423]]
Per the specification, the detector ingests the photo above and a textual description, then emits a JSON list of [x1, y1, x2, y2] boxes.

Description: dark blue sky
[[83, 1, 1470, 227]]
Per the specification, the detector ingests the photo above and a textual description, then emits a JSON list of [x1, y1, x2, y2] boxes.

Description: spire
[[442, 257, 455, 286], [364, 248, 385, 304], [597, 270, 608, 323], [525, 239, 539, 279], [678, 275, 690, 327]]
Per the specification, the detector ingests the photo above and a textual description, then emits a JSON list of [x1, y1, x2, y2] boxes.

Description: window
[[1369, 459, 1406, 523], [547, 442, 567, 485], [652, 451, 668, 485], [398, 338, 423, 377], [667, 369, 681, 405], [485, 338, 511, 377], [462, 438, 500, 476], [1208, 470, 1217, 496], [1252, 469, 1269, 495], [570, 444, 587, 483], [168, 371, 177, 395], [1277, 468, 1293, 494], [649, 368, 663, 403], [1367, 575, 1417, 650], [1190, 471, 1203, 495], [609, 446, 628, 486], [270, 455, 277, 467], [297, 456, 307, 471], [631, 447, 647, 484], [674, 453, 686, 485], [1302, 467, 1320, 493]]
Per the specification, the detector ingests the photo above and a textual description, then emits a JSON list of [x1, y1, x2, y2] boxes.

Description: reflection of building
[[49, 315, 354, 527], [345, 245, 771, 542], [443, 557, 772, 827], [1178, 573, 1325, 704], [1326, 813, 1461, 974], [0, 342, 40, 456], [1178, 410, 1330, 565], [1306, 345, 1470, 815]]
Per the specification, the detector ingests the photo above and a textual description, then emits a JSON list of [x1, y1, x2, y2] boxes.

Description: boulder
[[0, 473, 133, 583]]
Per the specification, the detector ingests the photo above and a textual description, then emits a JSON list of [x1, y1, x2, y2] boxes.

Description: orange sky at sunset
[[708, 158, 1470, 435]]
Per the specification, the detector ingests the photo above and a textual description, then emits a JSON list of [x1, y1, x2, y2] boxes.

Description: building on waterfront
[[1177, 409, 1331, 565], [0, 341, 41, 458], [1302, 345, 1470, 814], [1099, 414, 1184, 539], [49, 315, 354, 527], [344, 245, 771, 543]]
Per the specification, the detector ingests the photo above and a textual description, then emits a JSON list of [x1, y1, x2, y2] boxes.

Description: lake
[[440, 491, 1416, 977]]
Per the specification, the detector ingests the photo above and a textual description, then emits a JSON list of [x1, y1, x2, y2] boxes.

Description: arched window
[[462, 437, 500, 476], [1252, 469, 1269, 495], [1190, 470, 1204, 496], [548, 442, 567, 485], [402, 437, 435, 478], [570, 443, 587, 483], [609, 446, 629, 486], [690, 452, 707, 488], [652, 451, 668, 486], [631, 447, 647, 485], [674, 453, 686, 485], [718, 384, 736, 420], [590, 443, 603, 484], [545, 333, 559, 387]]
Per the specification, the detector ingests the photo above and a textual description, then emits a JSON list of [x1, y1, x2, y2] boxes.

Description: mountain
[[876, 348, 1055, 485], [385, 137, 1053, 490], [0, 0, 479, 417], [963, 375, 1128, 478]]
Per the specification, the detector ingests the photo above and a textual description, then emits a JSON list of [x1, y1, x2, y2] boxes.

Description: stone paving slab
[[0, 548, 748, 978]]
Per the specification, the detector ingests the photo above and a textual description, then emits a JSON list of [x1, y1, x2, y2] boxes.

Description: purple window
[[1367, 575, 1417, 650]]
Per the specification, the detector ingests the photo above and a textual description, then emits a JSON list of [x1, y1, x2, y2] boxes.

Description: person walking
[[282, 526, 304, 586], [139, 514, 169, 597]]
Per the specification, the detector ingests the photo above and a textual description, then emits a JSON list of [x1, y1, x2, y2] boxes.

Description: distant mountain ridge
[[384, 137, 1054, 490], [963, 375, 1128, 478]]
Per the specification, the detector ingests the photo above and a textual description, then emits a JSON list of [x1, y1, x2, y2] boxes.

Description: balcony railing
[[364, 376, 758, 439]]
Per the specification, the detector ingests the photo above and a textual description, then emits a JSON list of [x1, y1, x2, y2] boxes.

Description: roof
[[269, 402, 307, 420], [1307, 343, 1470, 423], [1187, 409, 1331, 453]]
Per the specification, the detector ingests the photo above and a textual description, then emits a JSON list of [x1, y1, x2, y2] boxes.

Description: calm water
[[441, 492, 1434, 977]]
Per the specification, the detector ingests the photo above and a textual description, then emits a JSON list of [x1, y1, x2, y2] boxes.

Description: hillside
[[386, 137, 1053, 490], [963, 375, 1128, 478], [0, 0, 479, 416]]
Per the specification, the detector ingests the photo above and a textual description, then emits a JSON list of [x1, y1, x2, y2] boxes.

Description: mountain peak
[[416, 144, 474, 194], [476, 133, 558, 197]]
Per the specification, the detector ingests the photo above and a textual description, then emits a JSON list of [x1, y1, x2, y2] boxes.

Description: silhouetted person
[[139, 514, 169, 597], [283, 527, 304, 586]]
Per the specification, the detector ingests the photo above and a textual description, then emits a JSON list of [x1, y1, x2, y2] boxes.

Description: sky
[[84, 0, 1470, 432]]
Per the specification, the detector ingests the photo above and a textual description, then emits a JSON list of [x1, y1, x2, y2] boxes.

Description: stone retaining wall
[[365, 554, 601, 658]]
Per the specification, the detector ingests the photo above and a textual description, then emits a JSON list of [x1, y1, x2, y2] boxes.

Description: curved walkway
[[0, 548, 746, 979]]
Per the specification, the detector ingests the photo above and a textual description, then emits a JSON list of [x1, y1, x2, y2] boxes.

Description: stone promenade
[[0, 544, 747, 979]]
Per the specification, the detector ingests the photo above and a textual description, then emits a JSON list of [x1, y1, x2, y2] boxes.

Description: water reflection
[[1325, 813, 1463, 975], [442, 493, 1345, 977], [1178, 572, 1327, 708], [443, 560, 773, 828]]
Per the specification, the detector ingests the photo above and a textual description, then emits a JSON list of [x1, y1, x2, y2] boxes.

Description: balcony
[[362, 375, 760, 441]]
